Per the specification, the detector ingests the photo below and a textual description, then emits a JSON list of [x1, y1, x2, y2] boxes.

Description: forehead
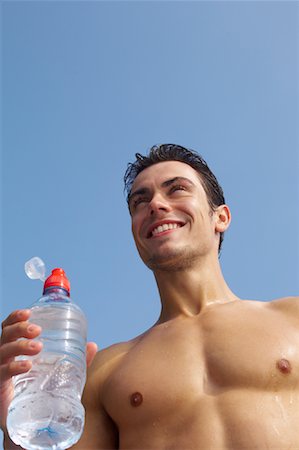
[[131, 160, 203, 191]]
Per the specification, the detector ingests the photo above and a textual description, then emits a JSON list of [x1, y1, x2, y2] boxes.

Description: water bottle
[[7, 264, 87, 450]]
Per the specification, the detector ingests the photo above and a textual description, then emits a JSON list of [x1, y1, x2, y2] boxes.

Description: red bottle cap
[[43, 268, 71, 294]]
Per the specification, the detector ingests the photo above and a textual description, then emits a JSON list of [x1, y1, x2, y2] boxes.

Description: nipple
[[130, 392, 143, 407], [277, 359, 291, 374]]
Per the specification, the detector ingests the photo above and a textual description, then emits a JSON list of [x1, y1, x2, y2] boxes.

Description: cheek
[[131, 221, 138, 241], [131, 216, 143, 242], [175, 199, 197, 220]]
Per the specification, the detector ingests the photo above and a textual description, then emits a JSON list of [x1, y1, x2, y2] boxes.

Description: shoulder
[[89, 340, 133, 378], [237, 297, 299, 321], [266, 296, 299, 318], [86, 334, 145, 391]]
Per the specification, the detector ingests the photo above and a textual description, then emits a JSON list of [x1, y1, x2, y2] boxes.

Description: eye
[[169, 185, 186, 194], [132, 197, 148, 209]]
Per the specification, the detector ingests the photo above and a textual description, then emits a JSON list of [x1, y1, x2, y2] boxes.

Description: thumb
[[86, 342, 98, 367]]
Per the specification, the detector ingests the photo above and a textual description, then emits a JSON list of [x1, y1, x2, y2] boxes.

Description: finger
[[0, 359, 33, 383], [86, 342, 98, 367], [1, 322, 41, 345], [1, 309, 31, 330], [0, 340, 43, 365]]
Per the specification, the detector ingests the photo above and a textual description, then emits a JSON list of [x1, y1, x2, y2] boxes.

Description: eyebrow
[[161, 176, 195, 188], [128, 176, 195, 206]]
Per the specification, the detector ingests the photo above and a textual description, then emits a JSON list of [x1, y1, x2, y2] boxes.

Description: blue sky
[[2, 1, 299, 353]]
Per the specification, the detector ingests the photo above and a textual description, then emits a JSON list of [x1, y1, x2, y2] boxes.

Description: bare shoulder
[[87, 333, 146, 389], [92, 341, 133, 371], [88, 340, 136, 383], [234, 297, 299, 322], [266, 296, 299, 318]]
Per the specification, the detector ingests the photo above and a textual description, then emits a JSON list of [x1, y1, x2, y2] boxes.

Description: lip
[[146, 219, 185, 238]]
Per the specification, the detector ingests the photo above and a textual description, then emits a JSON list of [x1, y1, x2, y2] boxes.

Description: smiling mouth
[[148, 222, 184, 238]]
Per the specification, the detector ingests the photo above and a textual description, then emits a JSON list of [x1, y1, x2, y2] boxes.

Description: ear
[[214, 204, 231, 233]]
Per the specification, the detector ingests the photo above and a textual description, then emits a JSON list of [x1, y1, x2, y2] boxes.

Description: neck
[[153, 254, 239, 323]]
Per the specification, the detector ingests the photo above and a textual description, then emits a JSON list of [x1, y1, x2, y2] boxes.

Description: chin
[[145, 247, 200, 273]]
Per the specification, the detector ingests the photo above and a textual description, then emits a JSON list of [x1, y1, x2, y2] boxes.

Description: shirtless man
[[1, 143, 299, 449]]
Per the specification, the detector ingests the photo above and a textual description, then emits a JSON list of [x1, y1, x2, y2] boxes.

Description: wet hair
[[124, 144, 226, 253]]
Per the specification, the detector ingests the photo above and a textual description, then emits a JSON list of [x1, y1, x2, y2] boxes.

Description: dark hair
[[124, 144, 226, 253]]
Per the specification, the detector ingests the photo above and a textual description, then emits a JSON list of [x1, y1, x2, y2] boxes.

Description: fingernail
[[27, 325, 39, 333], [28, 341, 40, 349], [19, 361, 29, 368], [18, 309, 30, 319]]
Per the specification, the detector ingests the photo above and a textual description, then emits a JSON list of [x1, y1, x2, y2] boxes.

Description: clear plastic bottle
[[7, 268, 87, 450]]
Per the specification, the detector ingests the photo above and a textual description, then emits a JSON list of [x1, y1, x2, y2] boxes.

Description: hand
[[0, 309, 42, 431], [0, 309, 98, 433]]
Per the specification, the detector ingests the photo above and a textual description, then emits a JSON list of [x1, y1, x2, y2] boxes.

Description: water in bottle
[[7, 265, 87, 450]]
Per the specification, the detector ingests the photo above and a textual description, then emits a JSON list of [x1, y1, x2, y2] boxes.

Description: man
[[1, 143, 299, 449]]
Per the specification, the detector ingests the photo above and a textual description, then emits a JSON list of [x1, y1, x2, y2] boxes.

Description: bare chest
[[202, 305, 299, 392], [103, 306, 299, 426]]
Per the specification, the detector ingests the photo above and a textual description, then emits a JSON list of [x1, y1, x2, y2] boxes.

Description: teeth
[[152, 223, 180, 236]]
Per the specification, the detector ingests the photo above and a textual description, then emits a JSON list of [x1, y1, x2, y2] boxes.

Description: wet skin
[[75, 296, 299, 450]]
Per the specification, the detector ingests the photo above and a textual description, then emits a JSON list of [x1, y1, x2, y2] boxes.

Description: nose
[[149, 193, 171, 215]]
